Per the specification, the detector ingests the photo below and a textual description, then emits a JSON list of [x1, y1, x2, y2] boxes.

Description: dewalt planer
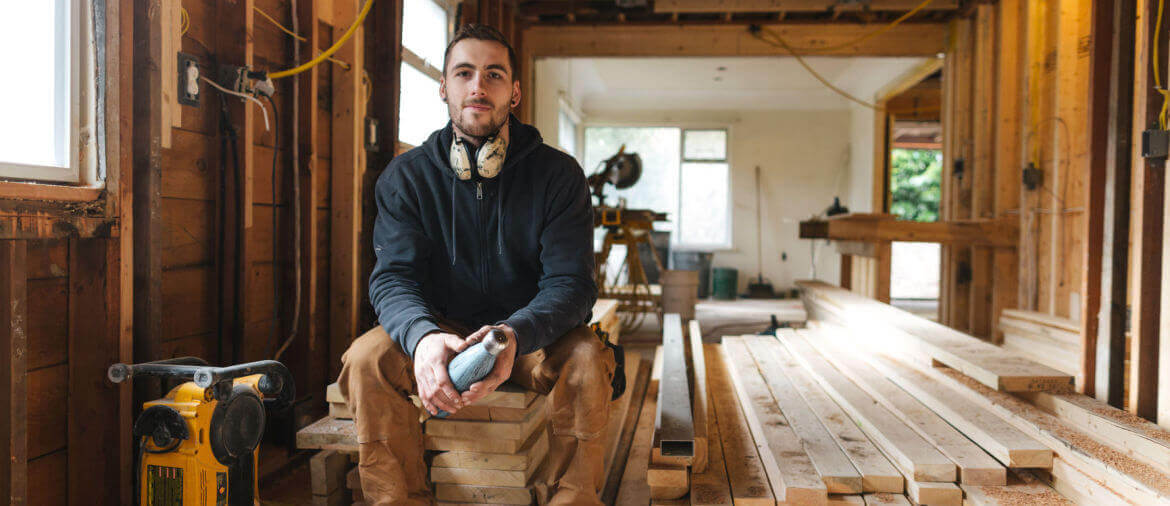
[[107, 357, 294, 506]]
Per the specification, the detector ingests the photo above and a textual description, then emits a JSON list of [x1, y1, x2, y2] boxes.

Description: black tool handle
[[194, 360, 296, 409], [107, 356, 210, 384]]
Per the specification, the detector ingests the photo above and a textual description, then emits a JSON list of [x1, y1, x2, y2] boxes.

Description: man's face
[[440, 39, 520, 139]]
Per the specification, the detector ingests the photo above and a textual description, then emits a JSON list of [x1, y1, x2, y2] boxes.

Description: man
[[337, 24, 616, 506]]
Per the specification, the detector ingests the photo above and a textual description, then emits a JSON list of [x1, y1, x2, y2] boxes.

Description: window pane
[[679, 162, 730, 246], [583, 127, 681, 233], [403, 0, 448, 69], [0, 0, 69, 168], [398, 63, 448, 147], [682, 130, 726, 161], [557, 110, 577, 159]]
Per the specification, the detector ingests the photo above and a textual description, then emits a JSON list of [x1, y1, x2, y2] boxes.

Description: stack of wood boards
[[998, 309, 1080, 376]]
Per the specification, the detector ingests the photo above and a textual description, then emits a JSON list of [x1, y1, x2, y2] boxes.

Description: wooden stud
[[705, 343, 775, 505], [690, 347, 733, 505], [615, 377, 660, 504], [687, 319, 709, 473], [1095, 0, 1136, 408]]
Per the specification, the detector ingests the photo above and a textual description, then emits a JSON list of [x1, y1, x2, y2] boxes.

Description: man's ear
[[510, 80, 521, 108], [439, 76, 447, 103]]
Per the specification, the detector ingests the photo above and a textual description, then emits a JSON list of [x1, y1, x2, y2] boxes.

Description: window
[[557, 106, 579, 160], [398, 0, 452, 147], [583, 126, 731, 250], [0, 0, 82, 183]]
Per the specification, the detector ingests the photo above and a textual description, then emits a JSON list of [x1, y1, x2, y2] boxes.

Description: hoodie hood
[[422, 113, 544, 180]]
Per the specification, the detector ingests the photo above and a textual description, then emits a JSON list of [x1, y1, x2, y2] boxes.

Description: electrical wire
[[268, 0, 374, 79], [253, 5, 353, 70], [1155, 0, 1167, 129], [749, 26, 882, 110], [275, 0, 304, 361], [180, 7, 190, 36], [772, 0, 935, 53], [199, 75, 271, 131]]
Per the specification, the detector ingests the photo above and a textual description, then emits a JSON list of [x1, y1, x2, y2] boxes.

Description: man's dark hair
[[442, 24, 519, 81]]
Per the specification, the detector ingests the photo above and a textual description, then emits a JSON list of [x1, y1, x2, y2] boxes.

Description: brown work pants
[[337, 321, 616, 506]]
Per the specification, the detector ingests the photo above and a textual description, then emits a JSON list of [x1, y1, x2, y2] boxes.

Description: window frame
[[0, 0, 83, 185], [397, 0, 454, 146], [556, 95, 582, 160], [581, 121, 734, 252]]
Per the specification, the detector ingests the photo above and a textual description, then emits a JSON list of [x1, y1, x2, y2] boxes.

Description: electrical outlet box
[[1142, 129, 1169, 160], [177, 53, 200, 106], [365, 117, 380, 151]]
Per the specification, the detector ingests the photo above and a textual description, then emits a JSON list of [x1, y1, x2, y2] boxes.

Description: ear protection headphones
[[449, 133, 508, 181]]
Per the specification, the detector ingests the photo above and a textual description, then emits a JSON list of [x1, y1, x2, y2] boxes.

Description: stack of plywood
[[998, 309, 1080, 376]]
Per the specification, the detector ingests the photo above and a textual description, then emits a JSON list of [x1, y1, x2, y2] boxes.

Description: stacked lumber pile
[[790, 279, 1170, 505], [998, 309, 1080, 376]]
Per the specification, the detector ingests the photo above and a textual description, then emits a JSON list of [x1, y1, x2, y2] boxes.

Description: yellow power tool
[[108, 358, 295, 505]]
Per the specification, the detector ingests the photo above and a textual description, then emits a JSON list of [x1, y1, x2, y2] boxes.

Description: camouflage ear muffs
[[450, 134, 507, 181]]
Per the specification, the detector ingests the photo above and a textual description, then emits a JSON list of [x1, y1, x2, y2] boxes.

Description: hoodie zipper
[[476, 182, 489, 294]]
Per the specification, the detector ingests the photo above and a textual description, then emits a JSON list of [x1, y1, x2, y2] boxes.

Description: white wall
[[532, 59, 589, 156], [847, 103, 876, 213], [583, 109, 853, 294]]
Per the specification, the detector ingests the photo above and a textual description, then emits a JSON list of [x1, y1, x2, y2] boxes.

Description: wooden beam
[[990, 0, 1023, 346], [654, 314, 694, 459], [132, 0, 163, 398], [799, 213, 1018, 247], [722, 338, 828, 504], [1129, 0, 1164, 422], [615, 374, 659, 504], [1095, 0, 1135, 408], [687, 320, 709, 473], [653, 0, 958, 13], [0, 241, 27, 505], [295, 0, 323, 411], [330, 0, 364, 385]]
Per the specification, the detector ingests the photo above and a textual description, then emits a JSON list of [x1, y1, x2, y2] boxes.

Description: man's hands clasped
[[413, 324, 519, 416]]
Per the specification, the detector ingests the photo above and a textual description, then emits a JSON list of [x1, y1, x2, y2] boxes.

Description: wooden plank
[[894, 359, 1170, 504], [431, 431, 548, 472], [68, 238, 124, 505], [602, 353, 651, 505], [831, 335, 1051, 469], [775, 332, 956, 483], [0, 241, 27, 505], [862, 494, 910, 506], [799, 214, 1018, 248], [745, 336, 863, 493], [330, 0, 364, 383], [791, 329, 1004, 485], [602, 352, 644, 477], [310, 450, 350, 496], [616, 377, 659, 505], [722, 338, 827, 504], [1043, 455, 1129, 504], [652, 0, 958, 13], [764, 334, 902, 493], [425, 397, 548, 439], [689, 362, 733, 506], [648, 464, 689, 500], [705, 344, 775, 505], [1019, 390, 1170, 475], [655, 314, 695, 460], [799, 280, 1073, 392], [435, 482, 534, 505], [687, 319, 709, 473], [430, 442, 545, 487], [298, 417, 359, 452], [961, 470, 1070, 506]]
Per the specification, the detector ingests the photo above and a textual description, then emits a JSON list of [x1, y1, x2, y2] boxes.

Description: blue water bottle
[[435, 329, 509, 418]]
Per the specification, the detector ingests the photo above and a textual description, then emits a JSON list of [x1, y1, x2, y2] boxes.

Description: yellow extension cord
[[267, 0, 374, 79]]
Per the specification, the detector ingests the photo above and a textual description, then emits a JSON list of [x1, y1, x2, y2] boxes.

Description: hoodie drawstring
[[497, 176, 505, 256]]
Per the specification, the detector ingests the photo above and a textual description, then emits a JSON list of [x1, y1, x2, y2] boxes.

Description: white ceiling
[[562, 56, 936, 113]]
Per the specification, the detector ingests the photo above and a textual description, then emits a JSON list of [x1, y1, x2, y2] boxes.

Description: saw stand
[[594, 206, 668, 332]]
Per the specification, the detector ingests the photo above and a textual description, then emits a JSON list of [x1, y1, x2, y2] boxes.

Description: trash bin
[[671, 251, 714, 298], [711, 267, 738, 300]]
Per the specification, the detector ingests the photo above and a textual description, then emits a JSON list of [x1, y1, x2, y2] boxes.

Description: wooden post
[[1129, 0, 1164, 421], [840, 253, 853, 290], [68, 238, 124, 505], [132, 0, 163, 400], [0, 241, 27, 505], [991, 0, 1024, 345], [875, 241, 891, 304], [331, 0, 365, 380], [297, 0, 323, 411]]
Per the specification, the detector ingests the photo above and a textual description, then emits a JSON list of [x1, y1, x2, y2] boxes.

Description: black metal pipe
[[107, 356, 211, 383]]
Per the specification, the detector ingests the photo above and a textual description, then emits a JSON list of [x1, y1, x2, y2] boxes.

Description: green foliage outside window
[[890, 149, 941, 223]]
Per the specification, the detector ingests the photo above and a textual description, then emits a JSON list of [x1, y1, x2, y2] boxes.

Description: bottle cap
[[483, 329, 509, 356]]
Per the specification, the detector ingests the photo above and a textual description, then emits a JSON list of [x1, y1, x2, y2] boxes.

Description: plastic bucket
[[711, 267, 738, 300]]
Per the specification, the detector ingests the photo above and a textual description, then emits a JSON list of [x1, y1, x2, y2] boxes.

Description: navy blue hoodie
[[369, 115, 597, 359]]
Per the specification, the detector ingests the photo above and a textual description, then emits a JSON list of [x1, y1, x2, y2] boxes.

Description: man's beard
[[450, 100, 508, 140]]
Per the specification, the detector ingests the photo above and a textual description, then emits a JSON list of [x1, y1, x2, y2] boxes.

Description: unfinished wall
[[580, 109, 850, 294]]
